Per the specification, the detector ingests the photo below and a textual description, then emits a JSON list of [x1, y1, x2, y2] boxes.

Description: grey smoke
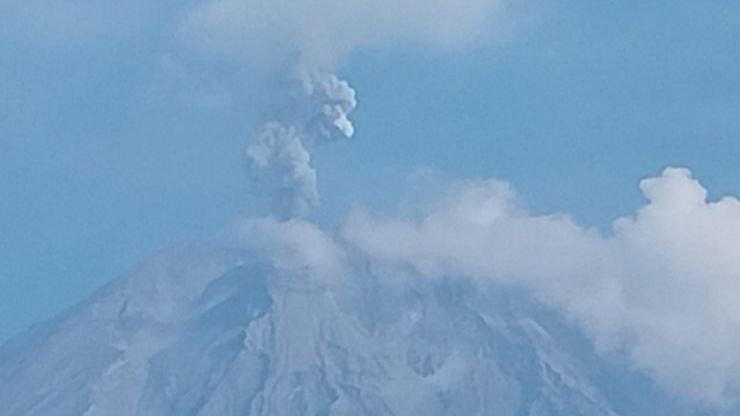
[[244, 73, 357, 219], [182, 0, 500, 219]]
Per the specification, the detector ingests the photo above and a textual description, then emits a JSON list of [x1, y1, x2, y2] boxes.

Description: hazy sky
[[2, 0, 740, 350]]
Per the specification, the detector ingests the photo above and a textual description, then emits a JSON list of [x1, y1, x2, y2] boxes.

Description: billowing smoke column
[[184, 0, 502, 220], [244, 73, 357, 219]]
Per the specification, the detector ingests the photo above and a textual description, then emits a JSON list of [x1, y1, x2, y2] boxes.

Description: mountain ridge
[[0, 244, 713, 415]]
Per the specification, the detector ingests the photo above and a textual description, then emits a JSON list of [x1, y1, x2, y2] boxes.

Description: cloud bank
[[229, 166, 740, 406], [337, 167, 740, 406]]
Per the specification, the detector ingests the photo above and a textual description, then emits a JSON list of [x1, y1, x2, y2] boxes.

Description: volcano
[[0, 244, 706, 415]]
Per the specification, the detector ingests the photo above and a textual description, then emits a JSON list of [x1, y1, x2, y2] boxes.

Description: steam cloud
[[232, 167, 740, 407], [340, 167, 740, 406]]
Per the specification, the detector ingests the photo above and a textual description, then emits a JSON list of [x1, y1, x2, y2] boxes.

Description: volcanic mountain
[[0, 241, 705, 416]]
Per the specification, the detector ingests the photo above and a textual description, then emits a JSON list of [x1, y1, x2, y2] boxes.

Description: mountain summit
[[0, 245, 706, 415]]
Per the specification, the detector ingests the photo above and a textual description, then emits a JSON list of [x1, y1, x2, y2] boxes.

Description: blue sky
[[2, 0, 740, 345]]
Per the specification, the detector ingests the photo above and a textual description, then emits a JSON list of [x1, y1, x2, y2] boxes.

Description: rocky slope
[[0, 245, 710, 415]]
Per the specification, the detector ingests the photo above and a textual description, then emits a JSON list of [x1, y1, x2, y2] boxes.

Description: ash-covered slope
[[0, 245, 706, 415]]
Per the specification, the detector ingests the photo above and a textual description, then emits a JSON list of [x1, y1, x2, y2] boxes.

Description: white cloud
[[231, 217, 348, 278], [183, 0, 502, 69], [340, 167, 740, 406]]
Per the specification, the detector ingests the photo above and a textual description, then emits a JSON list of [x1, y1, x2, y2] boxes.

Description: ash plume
[[183, 0, 501, 219], [244, 73, 357, 219]]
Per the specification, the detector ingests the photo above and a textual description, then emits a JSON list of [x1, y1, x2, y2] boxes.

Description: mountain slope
[[0, 245, 710, 415]]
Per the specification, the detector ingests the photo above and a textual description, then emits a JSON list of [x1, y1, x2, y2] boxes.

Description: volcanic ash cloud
[[244, 73, 357, 219]]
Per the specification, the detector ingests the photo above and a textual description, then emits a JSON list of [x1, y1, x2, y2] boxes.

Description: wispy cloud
[[183, 0, 502, 70]]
